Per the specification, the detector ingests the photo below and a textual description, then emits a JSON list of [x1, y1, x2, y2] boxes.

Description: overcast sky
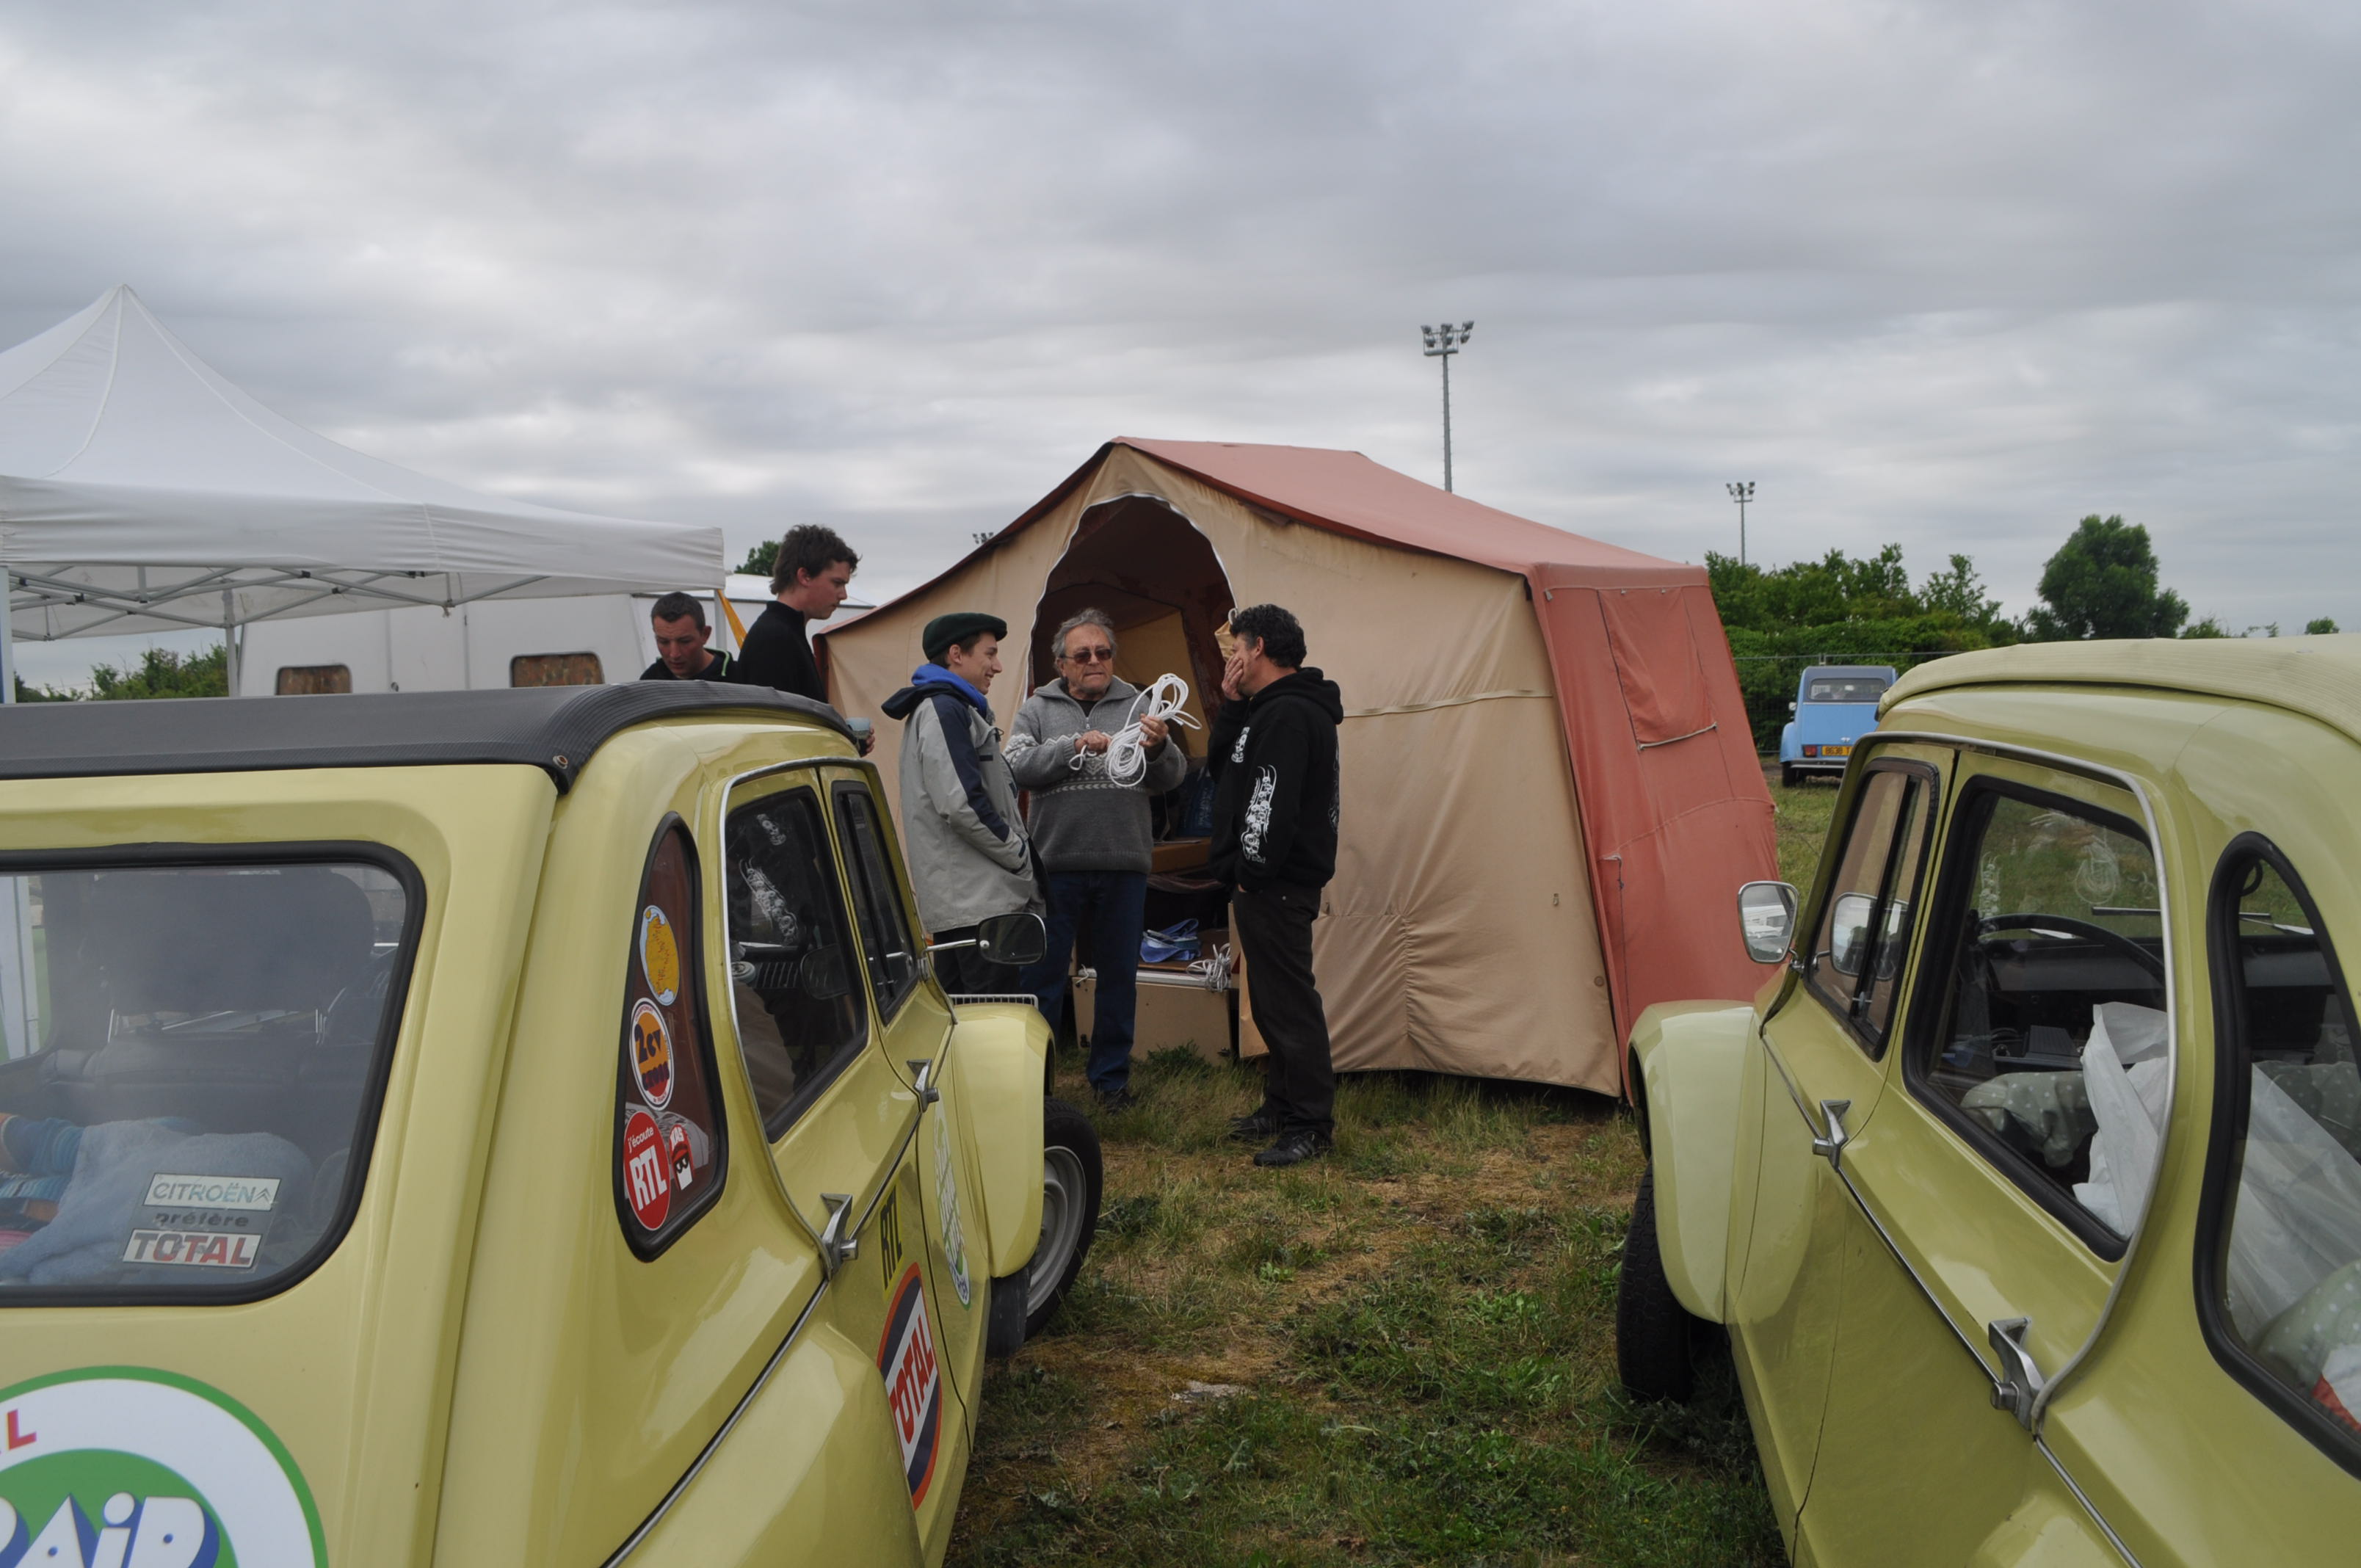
[[6, 0, 2359, 685]]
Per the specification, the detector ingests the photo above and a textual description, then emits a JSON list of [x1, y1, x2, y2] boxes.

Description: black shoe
[[1095, 1086, 1138, 1114], [1227, 1110, 1280, 1144], [1252, 1130, 1330, 1168]]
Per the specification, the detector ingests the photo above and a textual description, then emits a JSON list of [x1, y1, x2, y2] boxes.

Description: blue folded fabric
[[1141, 919, 1201, 965], [0, 1119, 313, 1286]]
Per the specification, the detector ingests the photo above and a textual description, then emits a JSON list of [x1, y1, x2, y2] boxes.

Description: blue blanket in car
[[0, 1119, 314, 1286]]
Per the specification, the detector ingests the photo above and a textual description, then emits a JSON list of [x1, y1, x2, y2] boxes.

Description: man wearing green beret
[[880, 611, 1041, 993]]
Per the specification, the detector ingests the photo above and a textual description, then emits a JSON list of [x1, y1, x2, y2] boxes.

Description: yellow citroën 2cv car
[[1620, 637, 2361, 1566], [0, 681, 1100, 1567]]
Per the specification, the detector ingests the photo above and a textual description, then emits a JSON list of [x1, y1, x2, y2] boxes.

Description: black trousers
[[1233, 882, 1335, 1137]]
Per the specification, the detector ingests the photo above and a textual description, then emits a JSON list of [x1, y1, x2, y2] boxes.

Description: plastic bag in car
[[2227, 1067, 2361, 1341], [2075, 1003, 2171, 1234]]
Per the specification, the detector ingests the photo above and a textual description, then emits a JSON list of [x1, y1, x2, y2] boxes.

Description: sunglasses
[[1062, 647, 1115, 664]]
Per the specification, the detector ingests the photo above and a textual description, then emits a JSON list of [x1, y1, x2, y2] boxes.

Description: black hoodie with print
[[1206, 667, 1345, 893]]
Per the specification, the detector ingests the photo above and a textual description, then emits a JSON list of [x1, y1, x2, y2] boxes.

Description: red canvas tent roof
[[837, 439, 1778, 1081]]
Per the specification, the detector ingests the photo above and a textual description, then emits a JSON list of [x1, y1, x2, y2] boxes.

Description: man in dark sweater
[[1007, 608, 1187, 1110], [1207, 603, 1343, 1168], [733, 524, 858, 708], [637, 592, 736, 681]]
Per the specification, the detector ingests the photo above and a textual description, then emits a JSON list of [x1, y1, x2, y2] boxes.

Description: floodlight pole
[[1421, 321, 1474, 493], [0, 576, 15, 704], [1727, 481, 1756, 566]]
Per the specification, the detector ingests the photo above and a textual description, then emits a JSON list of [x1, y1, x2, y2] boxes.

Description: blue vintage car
[[1777, 664, 1894, 786]]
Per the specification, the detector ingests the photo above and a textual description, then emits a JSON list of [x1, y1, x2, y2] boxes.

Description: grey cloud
[[4, 0, 2360, 685]]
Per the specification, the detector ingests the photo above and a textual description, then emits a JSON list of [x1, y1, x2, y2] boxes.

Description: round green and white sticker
[[0, 1366, 325, 1567]]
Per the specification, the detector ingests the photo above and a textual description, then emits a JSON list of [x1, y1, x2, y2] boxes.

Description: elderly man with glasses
[[1006, 608, 1187, 1111]]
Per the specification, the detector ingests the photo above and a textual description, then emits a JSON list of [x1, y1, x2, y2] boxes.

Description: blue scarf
[[909, 662, 990, 713]]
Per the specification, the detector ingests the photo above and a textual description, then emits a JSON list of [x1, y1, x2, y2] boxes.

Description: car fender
[[1779, 721, 1799, 763], [943, 1003, 1050, 1278], [1628, 1000, 1755, 1324]]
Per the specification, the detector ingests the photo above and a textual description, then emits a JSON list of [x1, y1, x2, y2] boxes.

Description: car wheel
[[1617, 1166, 1699, 1403], [1780, 763, 1800, 789], [1026, 1096, 1103, 1338]]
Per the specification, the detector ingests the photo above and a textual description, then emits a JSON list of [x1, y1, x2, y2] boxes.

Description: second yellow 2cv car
[[1621, 636, 2361, 1566], [0, 681, 1101, 1567]]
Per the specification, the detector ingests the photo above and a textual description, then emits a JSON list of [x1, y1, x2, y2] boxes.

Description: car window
[[1909, 781, 2166, 1249], [1806, 677, 1889, 703], [0, 853, 416, 1302], [834, 783, 924, 1018], [1805, 764, 1936, 1053], [2202, 841, 2361, 1469], [614, 820, 728, 1257], [722, 786, 868, 1139]]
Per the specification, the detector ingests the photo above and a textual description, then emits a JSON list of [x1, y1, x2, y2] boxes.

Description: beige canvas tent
[[821, 440, 1774, 1095]]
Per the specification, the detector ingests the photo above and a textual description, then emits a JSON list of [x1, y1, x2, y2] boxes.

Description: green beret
[[922, 611, 1008, 663]]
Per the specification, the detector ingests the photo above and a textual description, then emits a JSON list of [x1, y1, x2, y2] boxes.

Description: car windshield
[[1806, 678, 1888, 703], [0, 858, 413, 1300]]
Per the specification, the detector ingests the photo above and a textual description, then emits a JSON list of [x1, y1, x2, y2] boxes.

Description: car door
[[825, 766, 994, 1557], [1729, 747, 1943, 1532], [1798, 749, 2170, 1564], [716, 771, 957, 1538]]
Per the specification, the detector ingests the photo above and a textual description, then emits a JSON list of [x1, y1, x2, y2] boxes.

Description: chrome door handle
[[817, 1193, 860, 1274], [907, 1058, 941, 1106], [1811, 1099, 1852, 1169], [1988, 1316, 2048, 1429]]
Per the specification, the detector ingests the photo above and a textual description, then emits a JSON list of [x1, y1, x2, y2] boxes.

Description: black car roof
[[0, 683, 851, 793]]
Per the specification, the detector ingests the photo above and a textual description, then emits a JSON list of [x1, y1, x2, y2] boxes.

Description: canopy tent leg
[[1, 575, 16, 704], [222, 588, 242, 698]]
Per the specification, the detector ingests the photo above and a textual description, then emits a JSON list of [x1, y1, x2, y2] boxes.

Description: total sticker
[[0, 1365, 325, 1567], [876, 1263, 944, 1508], [629, 1000, 675, 1111], [622, 1109, 671, 1230], [639, 904, 680, 1006], [123, 1229, 262, 1269]]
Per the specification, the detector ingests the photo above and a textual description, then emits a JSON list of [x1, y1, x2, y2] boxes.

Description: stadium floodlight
[[1727, 481, 1756, 566], [1420, 321, 1475, 493]]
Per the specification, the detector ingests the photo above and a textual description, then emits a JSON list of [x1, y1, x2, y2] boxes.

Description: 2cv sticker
[[0, 1367, 325, 1567]]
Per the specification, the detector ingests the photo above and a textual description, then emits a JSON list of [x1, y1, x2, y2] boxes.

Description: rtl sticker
[[622, 1110, 671, 1230]]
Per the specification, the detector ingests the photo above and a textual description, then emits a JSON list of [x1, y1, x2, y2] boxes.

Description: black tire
[[1026, 1096, 1103, 1339], [1780, 763, 1801, 789], [1617, 1166, 1699, 1403]]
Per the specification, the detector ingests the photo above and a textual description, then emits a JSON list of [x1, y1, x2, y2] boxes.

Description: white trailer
[[236, 574, 868, 695]]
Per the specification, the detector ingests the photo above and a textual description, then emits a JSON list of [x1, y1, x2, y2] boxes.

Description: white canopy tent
[[0, 286, 726, 700]]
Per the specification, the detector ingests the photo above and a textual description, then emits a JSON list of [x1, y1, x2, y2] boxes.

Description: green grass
[[953, 774, 1835, 1567]]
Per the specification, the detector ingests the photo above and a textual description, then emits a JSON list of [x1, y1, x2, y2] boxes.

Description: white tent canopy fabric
[[0, 286, 723, 692]]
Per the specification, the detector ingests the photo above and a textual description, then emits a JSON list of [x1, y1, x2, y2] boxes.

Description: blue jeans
[[1026, 869, 1149, 1095]]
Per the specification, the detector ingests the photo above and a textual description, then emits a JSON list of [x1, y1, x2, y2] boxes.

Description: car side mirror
[[797, 945, 855, 1001], [976, 911, 1047, 968], [1738, 881, 1799, 965], [1826, 891, 1875, 976]]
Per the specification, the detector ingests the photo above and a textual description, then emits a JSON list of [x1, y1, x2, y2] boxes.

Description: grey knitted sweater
[[1006, 677, 1190, 874]]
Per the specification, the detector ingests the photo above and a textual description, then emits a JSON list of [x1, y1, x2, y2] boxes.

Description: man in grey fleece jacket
[[1007, 609, 1189, 1106]]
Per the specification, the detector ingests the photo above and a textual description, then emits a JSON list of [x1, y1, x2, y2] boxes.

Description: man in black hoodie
[[1207, 603, 1344, 1168]]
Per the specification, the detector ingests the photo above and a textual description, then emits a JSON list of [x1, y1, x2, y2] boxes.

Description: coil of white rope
[[1071, 672, 1200, 788], [1188, 942, 1233, 992]]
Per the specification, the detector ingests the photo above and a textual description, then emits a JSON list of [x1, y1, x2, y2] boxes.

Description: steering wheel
[[1976, 913, 2165, 981]]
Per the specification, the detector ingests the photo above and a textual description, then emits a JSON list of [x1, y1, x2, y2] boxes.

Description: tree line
[[1716, 515, 2338, 749]]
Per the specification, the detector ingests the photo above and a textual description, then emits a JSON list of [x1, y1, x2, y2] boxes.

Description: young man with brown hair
[[733, 524, 859, 705]]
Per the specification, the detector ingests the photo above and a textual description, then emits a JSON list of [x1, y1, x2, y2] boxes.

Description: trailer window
[[0, 853, 417, 1303], [511, 653, 604, 686], [275, 664, 352, 695]]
